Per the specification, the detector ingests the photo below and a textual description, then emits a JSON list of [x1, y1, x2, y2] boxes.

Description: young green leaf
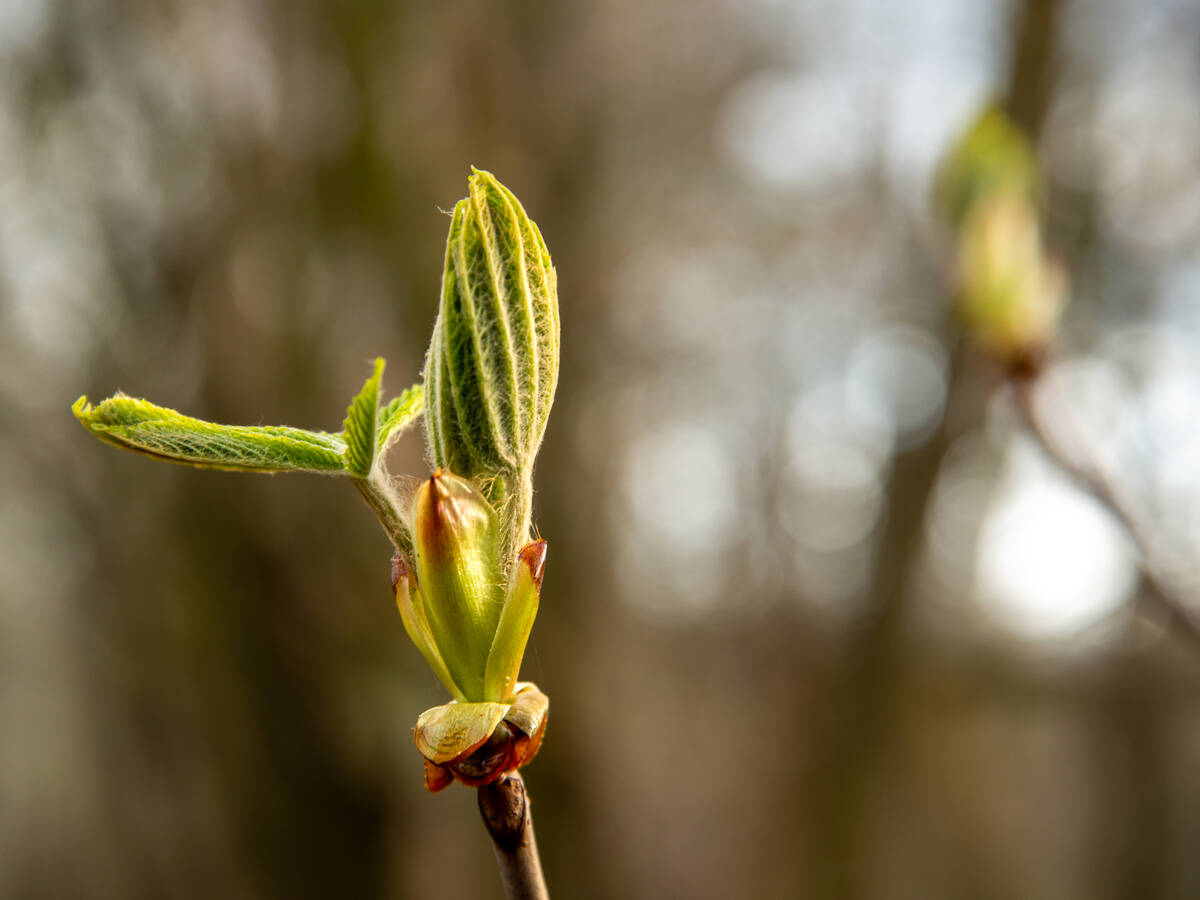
[[425, 169, 560, 559], [377, 383, 425, 451], [342, 357, 385, 477], [72, 394, 348, 473]]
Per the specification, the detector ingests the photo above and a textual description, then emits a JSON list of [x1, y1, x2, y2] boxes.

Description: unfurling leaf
[[424, 168, 560, 559], [72, 395, 348, 473], [343, 357, 384, 477], [75, 361, 425, 553], [377, 383, 425, 450]]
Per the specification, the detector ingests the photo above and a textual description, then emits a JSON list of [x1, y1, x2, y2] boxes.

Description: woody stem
[[477, 772, 549, 900]]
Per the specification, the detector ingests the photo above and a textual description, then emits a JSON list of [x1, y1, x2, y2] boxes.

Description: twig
[[477, 772, 549, 900], [351, 469, 412, 557], [1011, 373, 1200, 646]]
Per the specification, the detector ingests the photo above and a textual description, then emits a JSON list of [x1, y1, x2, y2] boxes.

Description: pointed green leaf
[[377, 383, 425, 450], [342, 357, 384, 477], [72, 394, 348, 473]]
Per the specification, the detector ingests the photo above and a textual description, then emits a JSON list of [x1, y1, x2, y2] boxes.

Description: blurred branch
[[815, 3, 1065, 892], [1011, 374, 1200, 647], [477, 773, 549, 900], [1005, 0, 1060, 137]]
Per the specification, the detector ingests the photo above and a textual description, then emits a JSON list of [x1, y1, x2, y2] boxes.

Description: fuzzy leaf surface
[[377, 383, 425, 450], [342, 358, 384, 477], [72, 395, 348, 473]]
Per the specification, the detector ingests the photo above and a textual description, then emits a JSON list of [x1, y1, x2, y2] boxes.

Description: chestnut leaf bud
[[395, 471, 549, 788], [424, 169, 559, 561]]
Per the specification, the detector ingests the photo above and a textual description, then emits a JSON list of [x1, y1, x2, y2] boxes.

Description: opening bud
[[424, 168, 560, 561], [411, 470, 504, 701]]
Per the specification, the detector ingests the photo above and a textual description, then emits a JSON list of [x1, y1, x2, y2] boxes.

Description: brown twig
[[477, 772, 550, 900], [1011, 373, 1200, 647]]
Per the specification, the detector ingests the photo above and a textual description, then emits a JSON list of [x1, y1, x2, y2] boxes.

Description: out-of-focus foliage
[[935, 106, 1038, 228], [937, 108, 1066, 366], [956, 192, 1067, 364], [5, 0, 1200, 899]]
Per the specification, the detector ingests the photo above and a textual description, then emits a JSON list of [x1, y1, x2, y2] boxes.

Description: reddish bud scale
[[416, 683, 549, 792], [421, 711, 549, 793], [519, 539, 547, 589]]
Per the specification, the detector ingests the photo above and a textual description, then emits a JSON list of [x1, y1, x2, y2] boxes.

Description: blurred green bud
[[424, 168, 560, 560], [957, 193, 1067, 367], [935, 106, 1038, 229], [936, 105, 1066, 369]]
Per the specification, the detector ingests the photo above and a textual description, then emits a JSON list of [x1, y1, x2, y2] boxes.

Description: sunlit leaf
[[377, 382, 425, 450], [72, 394, 348, 473], [342, 357, 384, 477]]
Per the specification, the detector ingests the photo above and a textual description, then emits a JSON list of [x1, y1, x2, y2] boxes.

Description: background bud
[[957, 194, 1066, 365], [424, 169, 560, 560], [935, 106, 1038, 230]]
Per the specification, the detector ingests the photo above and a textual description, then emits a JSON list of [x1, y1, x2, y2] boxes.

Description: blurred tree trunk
[[811, 1, 1061, 894]]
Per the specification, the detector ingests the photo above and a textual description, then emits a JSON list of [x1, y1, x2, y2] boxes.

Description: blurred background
[[3, 0, 1200, 897]]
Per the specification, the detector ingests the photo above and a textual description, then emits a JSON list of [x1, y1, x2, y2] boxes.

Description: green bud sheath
[[424, 169, 560, 559], [410, 171, 558, 788], [412, 471, 504, 701], [392, 552, 467, 702], [484, 540, 547, 702]]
